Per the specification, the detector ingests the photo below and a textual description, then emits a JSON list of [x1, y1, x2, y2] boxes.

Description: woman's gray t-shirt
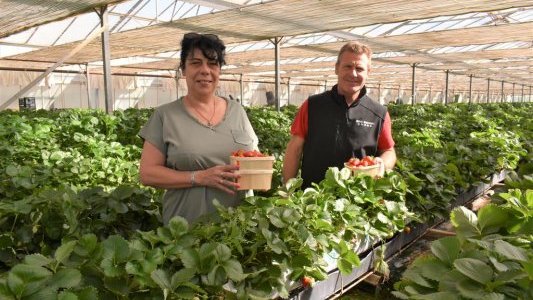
[[139, 97, 258, 224]]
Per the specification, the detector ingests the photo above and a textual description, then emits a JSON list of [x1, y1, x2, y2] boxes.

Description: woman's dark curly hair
[[179, 32, 226, 71]]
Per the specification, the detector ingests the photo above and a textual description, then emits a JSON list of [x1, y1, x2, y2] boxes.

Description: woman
[[139, 32, 258, 224]]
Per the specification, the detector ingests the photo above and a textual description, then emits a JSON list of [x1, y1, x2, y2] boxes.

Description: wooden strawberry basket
[[230, 156, 275, 190], [344, 163, 382, 178]]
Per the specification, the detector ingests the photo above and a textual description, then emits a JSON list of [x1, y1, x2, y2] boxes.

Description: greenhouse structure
[[0, 1, 531, 299]]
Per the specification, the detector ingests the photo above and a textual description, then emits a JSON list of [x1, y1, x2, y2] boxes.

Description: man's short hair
[[336, 41, 373, 65]]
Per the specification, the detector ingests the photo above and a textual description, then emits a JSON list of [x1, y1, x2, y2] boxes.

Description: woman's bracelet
[[190, 171, 197, 186]]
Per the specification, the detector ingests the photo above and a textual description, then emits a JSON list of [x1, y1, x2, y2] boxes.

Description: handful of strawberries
[[231, 149, 267, 157], [345, 156, 377, 168]]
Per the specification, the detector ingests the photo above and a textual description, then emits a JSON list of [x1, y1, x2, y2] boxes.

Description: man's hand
[[378, 148, 397, 171], [374, 156, 385, 177]]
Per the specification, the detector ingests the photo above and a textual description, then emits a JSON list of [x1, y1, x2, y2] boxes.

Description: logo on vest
[[355, 120, 374, 128]]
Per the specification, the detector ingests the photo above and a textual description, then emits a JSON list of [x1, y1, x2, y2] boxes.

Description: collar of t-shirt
[[331, 84, 368, 108]]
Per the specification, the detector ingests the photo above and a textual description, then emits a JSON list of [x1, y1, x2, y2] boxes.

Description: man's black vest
[[301, 85, 387, 188]]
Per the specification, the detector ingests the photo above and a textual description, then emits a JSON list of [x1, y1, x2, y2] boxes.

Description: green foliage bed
[[0, 102, 530, 299]]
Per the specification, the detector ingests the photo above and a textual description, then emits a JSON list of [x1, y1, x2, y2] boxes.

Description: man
[[282, 41, 396, 188]]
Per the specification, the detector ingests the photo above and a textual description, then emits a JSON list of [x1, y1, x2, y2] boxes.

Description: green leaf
[[268, 210, 286, 228], [489, 257, 508, 272], [414, 291, 460, 300], [24, 254, 52, 267], [494, 269, 527, 282], [101, 235, 130, 263], [403, 284, 427, 296], [390, 291, 409, 299], [6, 165, 20, 176], [8, 264, 52, 298], [223, 259, 247, 281], [198, 243, 217, 260], [24, 287, 56, 300], [0, 281, 14, 300], [494, 240, 528, 262], [338, 257, 354, 275], [205, 265, 226, 286], [173, 285, 200, 299], [49, 268, 81, 289], [483, 293, 505, 300], [111, 185, 135, 200], [180, 249, 200, 270], [477, 204, 508, 234], [151, 269, 171, 290], [417, 257, 451, 281], [454, 258, 493, 284], [456, 279, 485, 299], [75, 234, 98, 257], [334, 199, 345, 212], [438, 270, 466, 293], [430, 236, 461, 266], [451, 207, 480, 239], [170, 268, 196, 287], [214, 244, 232, 262], [403, 268, 434, 289], [168, 217, 189, 238], [108, 200, 128, 214], [58, 291, 78, 300], [100, 236, 130, 277], [522, 260, 533, 279], [103, 276, 129, 296], [342, 250, 360, 267], [377, 212, 390, 224], [75, 287, 98, 300], [55, 241, 77, 266]]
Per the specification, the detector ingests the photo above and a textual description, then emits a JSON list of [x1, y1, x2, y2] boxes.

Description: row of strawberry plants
[[393, 161, 533, 299], [0, 109, 147, 201], [0, 169, 412, 299], [0, 104, 530, 260], [0, 103, 530, 298], [389, 103, 531, 221]]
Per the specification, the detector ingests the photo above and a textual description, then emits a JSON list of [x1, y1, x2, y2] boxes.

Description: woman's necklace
[[188, 96, 217, 128]]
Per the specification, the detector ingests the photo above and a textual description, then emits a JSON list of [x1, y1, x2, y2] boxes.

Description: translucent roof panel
[[0, 0, 531, 90], [0, 44, 36, 58], [0, 0, 126, 39]]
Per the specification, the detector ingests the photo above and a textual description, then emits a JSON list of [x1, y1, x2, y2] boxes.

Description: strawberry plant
[[393, 170, 533, 300]]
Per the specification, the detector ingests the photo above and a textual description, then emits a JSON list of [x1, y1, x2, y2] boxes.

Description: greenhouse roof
[[0, 0, 532, 91]]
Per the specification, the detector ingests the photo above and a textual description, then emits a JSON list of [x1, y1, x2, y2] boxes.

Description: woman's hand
[[196, 164, 241, 194]]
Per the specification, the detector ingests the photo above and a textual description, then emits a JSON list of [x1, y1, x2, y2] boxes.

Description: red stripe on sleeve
[[290, 99, 309, 139], [378, 111, 395, 150]]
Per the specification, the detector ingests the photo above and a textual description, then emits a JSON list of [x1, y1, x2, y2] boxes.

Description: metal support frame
[[96, 6, 114, 114], [272, 37, 282, 111], [411, 64, 416, 105], [468, 75, 473, 104], [512, 83, 515, 102], [501, 80, 504, 103], [112, 0, 146, 32], [85, 63, 92, 108], [398, 85, 401, 104], [521, 85, 524, 102], [240, 74, 244, 105], [287, 77, 291, 106], [175, 69, 180, 99], [444, 70, 449, 105], [377, 83, 381, 104], [487, 78, 491, 103]]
